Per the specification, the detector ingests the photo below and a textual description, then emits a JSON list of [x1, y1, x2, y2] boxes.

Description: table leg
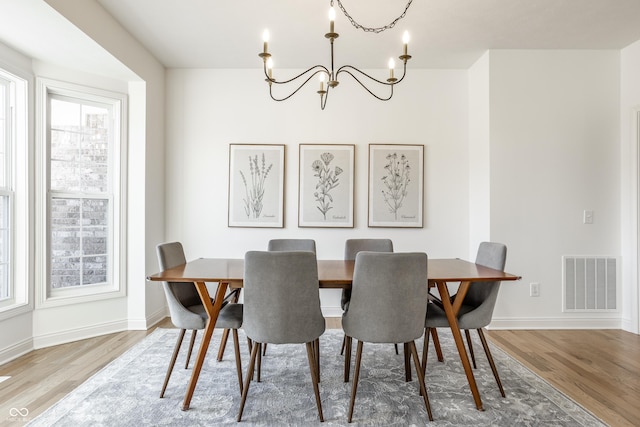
[[181, 281, 229, 411], [435, 280, 484, 411]]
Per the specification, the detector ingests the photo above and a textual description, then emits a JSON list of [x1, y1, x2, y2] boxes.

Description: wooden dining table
[[147, 257, 520, 411]]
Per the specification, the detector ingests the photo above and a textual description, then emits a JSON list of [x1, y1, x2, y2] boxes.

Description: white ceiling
[[1, 0, 640, 74], [95, 0, 640, 69]]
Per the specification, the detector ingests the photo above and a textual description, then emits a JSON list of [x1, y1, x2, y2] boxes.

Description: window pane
[[50, 98, 109, 193], [0, 196, 8, 300], [50, 197, 109, 289], [83, 255, 107, 285], [0, 83, 6, 190], [50, 257, 81, 289]]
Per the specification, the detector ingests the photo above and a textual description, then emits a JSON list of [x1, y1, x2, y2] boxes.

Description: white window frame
[[0, 64, 29, 319], [36, 78, 127, 307]]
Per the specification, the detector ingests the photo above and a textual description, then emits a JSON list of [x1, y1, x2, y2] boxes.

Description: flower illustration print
[[239, 153, 273, 219], [380, 153, 411, 220], [312, 152, 342, 220]]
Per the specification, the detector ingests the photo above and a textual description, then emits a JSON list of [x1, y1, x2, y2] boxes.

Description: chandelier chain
[[330, 0, 413, 34]]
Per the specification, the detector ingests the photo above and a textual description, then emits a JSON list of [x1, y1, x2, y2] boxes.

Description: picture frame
[[228, 144, 285, 228], [368, 144, 424, 228], [298, 144, 355, 228]]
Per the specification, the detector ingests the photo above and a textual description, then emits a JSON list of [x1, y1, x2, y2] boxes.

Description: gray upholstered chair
[[267, 238, 316, 253], [422, 241, 507, 397], [238, 250, 325, 422], [342, 252, 433, 423], [340, 239, 395, 355], [257, 239, 317, 359], [341, 239, 393, 311], [156, 242, 244, 397], [218, 239, 317, 362]]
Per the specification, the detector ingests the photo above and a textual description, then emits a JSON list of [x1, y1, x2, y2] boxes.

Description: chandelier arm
[[337, 66, 394, 86], [391, 61, 409, 85], [338, 69, 394, 101], [268, 69, 329, 102], [264, 63, 329, 85]]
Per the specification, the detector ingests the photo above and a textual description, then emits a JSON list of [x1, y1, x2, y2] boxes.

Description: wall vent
[[562, 256, 617, 311]]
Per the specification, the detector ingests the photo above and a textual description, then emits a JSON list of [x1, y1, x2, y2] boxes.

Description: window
[[0, 76, 11, 303], [0, 65, 28, 315], [38, 79, 126, 304]]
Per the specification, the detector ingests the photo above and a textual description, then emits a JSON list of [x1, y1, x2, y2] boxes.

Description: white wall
[[468, 52, 491, 253], [620, 40, 640, 333], [165, 68, 470, 316], [488, 50, 621, 328]]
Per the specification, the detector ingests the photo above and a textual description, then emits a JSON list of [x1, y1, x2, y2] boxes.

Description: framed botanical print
[[298, 144, 354, 228], [228, 144, 285, 228], [368, 144, 424, 228]]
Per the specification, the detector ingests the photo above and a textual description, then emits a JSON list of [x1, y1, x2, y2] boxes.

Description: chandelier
[[258, 0, 413, 110]]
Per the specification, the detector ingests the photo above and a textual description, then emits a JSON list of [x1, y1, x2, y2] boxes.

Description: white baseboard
[[0, 337, 33, 366], [321, 306, 343, 318], [128, 307, 167, 330], [32, 319, 130, 349], [489, 317, 622, 330]]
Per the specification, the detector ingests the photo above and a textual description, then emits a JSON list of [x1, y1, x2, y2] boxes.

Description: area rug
[[27, 328, 605, 426]]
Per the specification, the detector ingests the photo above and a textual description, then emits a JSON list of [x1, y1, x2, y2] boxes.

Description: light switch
[[583, 210, 593, 224]]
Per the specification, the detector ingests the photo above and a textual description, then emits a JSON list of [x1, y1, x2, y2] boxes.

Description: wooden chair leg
[[347, 340, 364, 423], [237, 341, 259, 422], [160, 328, 186, 398], [340, 334, 346, 355], [232, 329, 243, 395], [314, 338, 321, 382], [306, 342, 324, 422], [404, 342, 412, 382], [394, 343, 399, 355], [344, 335, 352, 382], [422, 327, 431, 381], [217, 328, 230, 361], [257, 342, 262, 382], [465, 329, 477, 369], [410, 341, 434, 421], [216, 289, 240, 362], [430, 328, 444, 362], [477, 328, 506, 397], [263, 343, 268, 355], [185, 329, 197, 369]]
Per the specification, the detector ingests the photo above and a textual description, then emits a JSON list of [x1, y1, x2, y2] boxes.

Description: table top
[[147, 257, 520, 288]]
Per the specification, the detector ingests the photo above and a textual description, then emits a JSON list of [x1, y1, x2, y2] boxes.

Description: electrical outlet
[[583, 210, 593, 224], [530, 282, 540, 297]]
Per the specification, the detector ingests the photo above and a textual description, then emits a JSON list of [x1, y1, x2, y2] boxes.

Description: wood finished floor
[[1, 320, 638, 426]]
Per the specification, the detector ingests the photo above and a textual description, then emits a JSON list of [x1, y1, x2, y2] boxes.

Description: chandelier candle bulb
[[319, 73, 326, 91], [403, 31, 410, 56], [388, 58, 395, 79], [329, 7, 336, 33], [266, 57, 273, 79], [262, 29, 269, 54]]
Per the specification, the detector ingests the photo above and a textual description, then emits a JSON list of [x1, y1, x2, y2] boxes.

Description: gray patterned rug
[[27, 328, 605, 426]]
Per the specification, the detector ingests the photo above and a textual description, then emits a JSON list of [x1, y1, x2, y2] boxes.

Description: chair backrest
[[243, 251, 325, 344], [343, 252, 428, 344], [267, 239, 316, 253], [156, 242, 204, 330], [344, 238, 393, 260], [459, 242, 507, 328]]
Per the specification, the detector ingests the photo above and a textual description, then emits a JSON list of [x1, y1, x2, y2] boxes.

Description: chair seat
[[425, 301, 476, 329], [187, 303, 243, 330]]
